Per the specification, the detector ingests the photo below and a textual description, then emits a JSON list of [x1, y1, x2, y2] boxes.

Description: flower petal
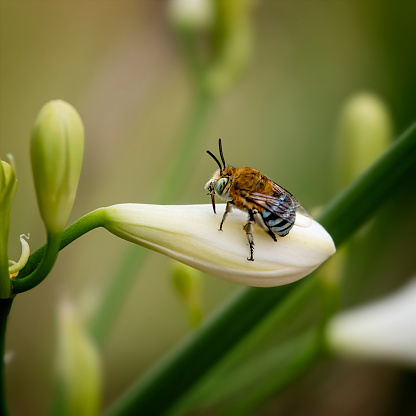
[[104, 204, 336, 287], [327, 278, 416, 367]]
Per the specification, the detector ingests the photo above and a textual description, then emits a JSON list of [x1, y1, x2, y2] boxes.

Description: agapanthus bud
[[172, 261, 203, 327], [103, 204, 335, 287], [204, 0, 253, 95], [0, 157, 17, 211], [0, 156, 17, 297], [54, 299, 102, 415], [335, 93, 393, 189], [326, 278, 416, 367], [31, 100, 84, 234], [168, 0, 254, 96]]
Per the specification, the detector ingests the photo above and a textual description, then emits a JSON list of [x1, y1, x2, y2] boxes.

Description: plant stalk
[[0, 298, 13, 416], [12, 208, 106, 293]]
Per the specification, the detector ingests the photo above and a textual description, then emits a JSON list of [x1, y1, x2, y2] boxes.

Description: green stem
[[319, 122, 416, 245], [104, 122, 416, 416], [0, 298, 13, 416], [86, 247, 147, 346], [154, 91, 214, 204], [219, 331, 322, 416], [11, 231, 62, 294], [105, 284, 301, 416], [12, 208, 106, 294], [0, 223, 11, 299], [170, 277, 321, 414]]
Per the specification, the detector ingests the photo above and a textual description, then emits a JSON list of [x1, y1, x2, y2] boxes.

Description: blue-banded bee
[[205, 139, 312, 261]]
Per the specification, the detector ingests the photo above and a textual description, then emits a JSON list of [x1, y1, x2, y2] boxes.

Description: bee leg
[[266, 228, 277, 242], [219, 201, 234, 231], [244, 211, 255, 261], [252, 209, 277, 242]]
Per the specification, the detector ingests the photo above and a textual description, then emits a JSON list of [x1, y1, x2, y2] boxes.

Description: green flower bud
[[0, 157, 17, 210], [335, 93, 393, 190], [204, 0, 254, 96], [31, 100, 84, 234], [172, 261, 203, 327], [168, 0, 254, 96], [0, 156, 17, 298], [54, 299, 102, 416]]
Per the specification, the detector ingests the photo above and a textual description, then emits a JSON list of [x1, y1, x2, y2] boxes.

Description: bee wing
[[246, 192, 294, 219], [270, 181, 313, 220], [247, 181, 313, 228]]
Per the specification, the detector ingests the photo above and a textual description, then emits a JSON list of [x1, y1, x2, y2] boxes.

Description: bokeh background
[[1, 1, 415, 415]]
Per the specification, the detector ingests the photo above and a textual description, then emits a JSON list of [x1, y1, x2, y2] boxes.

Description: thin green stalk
[[0, 223, 11, 299], [11, 232, 62, 294], [0, 298, 13, 416], [12, 208, 106, 292], [154, 90, 214, 204], [86, 247, 147, 346], [87, 91, 214, 346], [104, 122, 416, 416]]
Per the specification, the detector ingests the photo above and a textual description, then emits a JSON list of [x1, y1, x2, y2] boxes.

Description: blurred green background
[[1, 1, 415, 415]]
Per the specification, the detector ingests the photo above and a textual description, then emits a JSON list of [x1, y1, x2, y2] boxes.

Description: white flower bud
[[327, 278, 416, 367], [168, 0, 214, 30], [103, 204, 336, 287]]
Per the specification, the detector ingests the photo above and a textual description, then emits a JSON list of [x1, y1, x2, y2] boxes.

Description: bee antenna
[[206, 150, 223, 173], [218, 138, 226, 169]]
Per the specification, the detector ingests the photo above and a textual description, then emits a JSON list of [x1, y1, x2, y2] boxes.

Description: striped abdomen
[[262, 194, 296, 237]]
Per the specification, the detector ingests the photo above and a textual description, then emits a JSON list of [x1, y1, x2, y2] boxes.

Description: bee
[[205, 139, 312, 261]]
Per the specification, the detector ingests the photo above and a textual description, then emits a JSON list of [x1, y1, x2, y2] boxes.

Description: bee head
[[205, 169, 220, 214], [205, 139, 230, 214]]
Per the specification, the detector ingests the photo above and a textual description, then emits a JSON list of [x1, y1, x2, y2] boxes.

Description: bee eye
[[214, 177, 228, 195]]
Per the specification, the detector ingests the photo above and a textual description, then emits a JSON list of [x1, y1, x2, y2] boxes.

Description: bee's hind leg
[[252, 209, 277, 242], [244, 210, 255, 261]]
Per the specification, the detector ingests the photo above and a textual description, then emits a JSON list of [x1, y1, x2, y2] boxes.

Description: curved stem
[[11, 231, 61, 294], [12, 208, 106, 294]]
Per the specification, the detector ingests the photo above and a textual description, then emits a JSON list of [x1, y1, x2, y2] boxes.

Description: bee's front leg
[[244, 210, 255, 261], [219, 201, 234, 231]]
